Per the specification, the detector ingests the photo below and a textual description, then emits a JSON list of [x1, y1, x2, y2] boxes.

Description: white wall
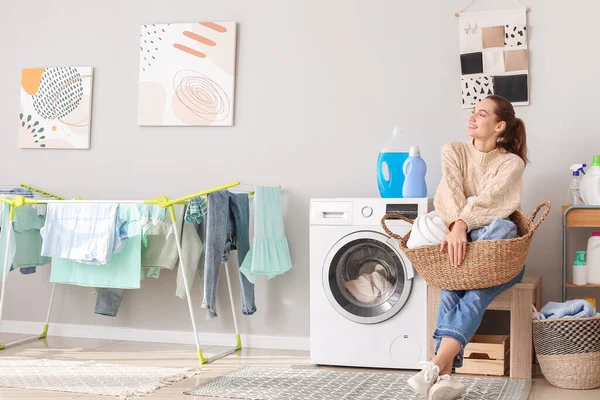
[[0, 0, 596, 344]]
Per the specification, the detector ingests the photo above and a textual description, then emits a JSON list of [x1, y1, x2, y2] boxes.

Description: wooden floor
[[0, 333, 598, 399]]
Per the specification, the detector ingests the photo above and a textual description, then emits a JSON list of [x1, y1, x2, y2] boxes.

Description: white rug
[[0, 357, 200, 398]]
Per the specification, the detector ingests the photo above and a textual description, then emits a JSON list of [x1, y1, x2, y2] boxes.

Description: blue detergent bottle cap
[[570, 164, 587, 176]]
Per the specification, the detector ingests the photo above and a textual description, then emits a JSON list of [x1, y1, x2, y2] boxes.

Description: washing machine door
[[323, 230, 413, 324]]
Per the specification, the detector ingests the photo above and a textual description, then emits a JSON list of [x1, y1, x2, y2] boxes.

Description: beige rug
[[0, 357, 200, 398]]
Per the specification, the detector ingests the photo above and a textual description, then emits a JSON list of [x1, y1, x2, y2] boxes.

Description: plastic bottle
[[587, 232, 600, 284], [377, 126, 409, 198], [402, 146, 427, 198], [573, 251, 587, 286], [581, 156, 600, 205], [566, 164, 586, 206]]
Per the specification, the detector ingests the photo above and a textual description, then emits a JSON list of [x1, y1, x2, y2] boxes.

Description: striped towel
[[185, 196, 207, 224]]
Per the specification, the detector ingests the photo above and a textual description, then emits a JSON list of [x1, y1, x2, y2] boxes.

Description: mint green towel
[[240, 187, 292, 283], [0, 203, 16, 281], [50, 206, 142, 289]]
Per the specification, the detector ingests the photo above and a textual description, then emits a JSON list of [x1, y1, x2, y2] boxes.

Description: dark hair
[[486, 95, 528, 164]]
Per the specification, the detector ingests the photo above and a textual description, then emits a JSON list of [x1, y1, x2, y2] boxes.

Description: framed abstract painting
[[19, 67, 94, 149], [137, 21, 237, 126]]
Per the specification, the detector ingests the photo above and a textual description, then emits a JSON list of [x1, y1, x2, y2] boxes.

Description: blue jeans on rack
[[202, 191, 255, 319], [95, 288, 124, 317]]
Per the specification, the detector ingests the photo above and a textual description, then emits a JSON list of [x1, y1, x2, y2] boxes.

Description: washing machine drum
[[323, 230, 413, 324]]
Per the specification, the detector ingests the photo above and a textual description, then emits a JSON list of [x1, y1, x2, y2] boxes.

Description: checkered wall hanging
[[459, 9, 529, 108]]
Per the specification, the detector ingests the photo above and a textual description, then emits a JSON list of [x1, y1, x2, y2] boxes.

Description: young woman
[[408, 95, 528, 400]]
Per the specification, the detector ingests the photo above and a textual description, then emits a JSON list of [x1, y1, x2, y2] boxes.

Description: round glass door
[[323, 230, 413, 324]]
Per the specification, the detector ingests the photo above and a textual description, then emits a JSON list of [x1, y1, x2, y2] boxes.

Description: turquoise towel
[[240, 187, 292, 283], [50, 206, 142, 289], [185, 196, 207, 225], [0, 203, 16, 281]]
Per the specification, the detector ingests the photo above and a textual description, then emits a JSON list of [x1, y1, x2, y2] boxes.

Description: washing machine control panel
[[310, 198, 432, 227]]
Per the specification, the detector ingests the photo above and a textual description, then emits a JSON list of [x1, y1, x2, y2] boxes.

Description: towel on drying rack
[[41, 203, 127, 266], [50, 206, 142, 289]]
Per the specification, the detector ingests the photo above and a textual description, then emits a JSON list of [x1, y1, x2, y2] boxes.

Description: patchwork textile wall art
[[20, 67, 94, 149], [459, 9, 528, 108], [138, 22, 237, 126]]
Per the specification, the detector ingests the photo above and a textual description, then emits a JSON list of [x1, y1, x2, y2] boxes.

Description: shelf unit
[[562, 205, 600, 301]]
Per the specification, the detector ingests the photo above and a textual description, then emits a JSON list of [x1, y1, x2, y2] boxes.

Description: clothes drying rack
[[0, 181, 264, 365]]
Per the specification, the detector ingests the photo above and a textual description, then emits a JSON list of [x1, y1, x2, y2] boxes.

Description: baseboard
[[0, 320, 310, 351]]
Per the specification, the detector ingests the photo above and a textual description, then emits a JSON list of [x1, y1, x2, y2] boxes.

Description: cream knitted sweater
[[434, 141, 525, 232]]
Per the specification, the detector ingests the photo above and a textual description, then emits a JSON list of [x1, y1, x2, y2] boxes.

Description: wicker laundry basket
[[532, 305, 600, 389], [380, 201, 551, 290]]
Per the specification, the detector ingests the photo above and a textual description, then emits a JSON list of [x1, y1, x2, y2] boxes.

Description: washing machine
[[309, 197, 433, 370]]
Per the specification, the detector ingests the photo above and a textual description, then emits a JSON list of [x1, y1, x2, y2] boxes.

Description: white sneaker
[[407, 362, 440, 398], [428, 374, 466, 400]]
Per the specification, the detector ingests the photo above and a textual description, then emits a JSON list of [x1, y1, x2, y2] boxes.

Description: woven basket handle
[[531, 304, 542, 321], [381, 213, 414, 245], [529, 201, 551, 232]]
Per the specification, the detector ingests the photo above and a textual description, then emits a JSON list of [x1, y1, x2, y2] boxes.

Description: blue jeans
[[202, 191, 256, 318], [433, 267, 525, 368], [95, 288, 124, 317]]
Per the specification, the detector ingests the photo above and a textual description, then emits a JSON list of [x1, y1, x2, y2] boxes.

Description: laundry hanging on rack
[[240, 186, 292, 283], [0, 203, 17, 281], [12, 206, 51, 269], [185, 197, 207, 225], [50, 205, 142, 289], [141, 204, 204, 298], [41, 203, 128, 266], [0, 201, 50, 280], [96, 204, 206, 317], [202, 190, 255, 319]]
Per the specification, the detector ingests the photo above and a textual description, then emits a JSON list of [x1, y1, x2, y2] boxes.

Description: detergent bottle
[[587, 232, 600, 284], [573, 251, 587, 286], [402, 146, 427, 198], [377, 126, 409, 198], [566, 164, 586, 206], [581, 156, 600, 205]]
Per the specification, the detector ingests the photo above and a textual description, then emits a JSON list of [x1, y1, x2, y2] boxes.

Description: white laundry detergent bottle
[[587, 232, 600, 285], [581, 156, 600, 205], [573, 251, 587, 286]]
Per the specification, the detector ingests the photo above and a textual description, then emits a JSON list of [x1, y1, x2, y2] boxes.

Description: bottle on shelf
[[587, 232, 600, 285], [581, 156, 600, 205], [573, 251, 587, 286]]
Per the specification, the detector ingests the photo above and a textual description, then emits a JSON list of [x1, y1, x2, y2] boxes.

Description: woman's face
[[467, 98, 505, 141]]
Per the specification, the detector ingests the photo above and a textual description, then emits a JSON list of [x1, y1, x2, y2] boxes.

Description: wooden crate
[[456, 334, 509, 376]]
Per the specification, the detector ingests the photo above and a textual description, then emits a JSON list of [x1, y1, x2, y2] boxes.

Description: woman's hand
[[441, 220, 468, 266]]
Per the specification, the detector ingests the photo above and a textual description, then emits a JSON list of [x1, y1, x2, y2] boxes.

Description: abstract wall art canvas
[[19, 67, 94, 149], [459, 9, 529, 108], [137, 22, 237, 126]]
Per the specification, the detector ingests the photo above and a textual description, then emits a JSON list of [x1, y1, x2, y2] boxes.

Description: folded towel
[[407, 212, 449, 249], [534, 299, 598, 320], [470, 218, 518, 241]]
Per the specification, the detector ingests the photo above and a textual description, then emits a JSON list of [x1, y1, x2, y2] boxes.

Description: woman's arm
[[458, 157, 525, 232], [434, 143, 468, 226]]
